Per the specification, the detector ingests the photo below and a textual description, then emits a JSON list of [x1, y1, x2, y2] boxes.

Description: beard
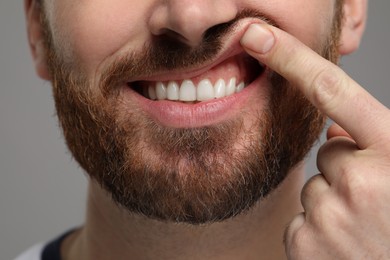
[[40, 6, 343, 224]]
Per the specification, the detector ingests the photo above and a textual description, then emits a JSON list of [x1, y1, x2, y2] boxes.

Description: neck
[[63, 164, 305, 260]]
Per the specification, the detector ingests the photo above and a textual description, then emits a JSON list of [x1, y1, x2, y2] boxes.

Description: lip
[[121, 18, 271, 128], [125, 70, 269, 128], [125, 18, 267, 83]]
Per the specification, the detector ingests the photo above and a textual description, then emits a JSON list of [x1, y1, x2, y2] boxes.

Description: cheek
[[271, 1, 335, 49], [50, 0, 152, 75]]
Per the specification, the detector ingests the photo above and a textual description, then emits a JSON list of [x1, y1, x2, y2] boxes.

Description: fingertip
[[240, 23, 275, 54]]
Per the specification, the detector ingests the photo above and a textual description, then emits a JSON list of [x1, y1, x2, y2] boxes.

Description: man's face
[[38, 0, 342, 223]]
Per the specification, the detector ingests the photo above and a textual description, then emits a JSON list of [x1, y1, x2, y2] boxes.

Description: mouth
[[121, 18, 271, 128], [127, 53, 265, 104]]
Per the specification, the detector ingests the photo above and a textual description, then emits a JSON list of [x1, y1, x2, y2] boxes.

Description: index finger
[[240, 23, 389, 149]]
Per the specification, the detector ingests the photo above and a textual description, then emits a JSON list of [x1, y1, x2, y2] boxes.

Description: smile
[[141, 77, 245, 102], [129, 53, 264, 104]]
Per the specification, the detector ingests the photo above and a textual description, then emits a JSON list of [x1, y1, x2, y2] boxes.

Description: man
[[17, 0, 390, 259]]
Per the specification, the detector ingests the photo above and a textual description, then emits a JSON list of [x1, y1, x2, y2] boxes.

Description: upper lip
[[126, 18, 267, 84]]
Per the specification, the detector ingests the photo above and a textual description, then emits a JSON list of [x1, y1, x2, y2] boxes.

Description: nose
[[148, 0, 238, 47]]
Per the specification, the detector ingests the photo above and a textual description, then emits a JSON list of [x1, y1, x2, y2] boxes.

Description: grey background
[[1, 1, 389, 259]]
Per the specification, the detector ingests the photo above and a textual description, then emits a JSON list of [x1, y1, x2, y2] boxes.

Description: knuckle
[[310, 196, 329, 220], [284, 214, 305, 245], [338, 161, 360, 186], [311, 67, 346, 111], [300, 174, 324, 207], [310, 196, 345, 230], [337, 163, 374, 206], [285, 225, 309, 259], [301, 175, 318, 200], [317, 136, 359, 172]]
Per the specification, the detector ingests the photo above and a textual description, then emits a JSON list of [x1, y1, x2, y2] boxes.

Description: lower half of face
[[43, 5, 341, 224]]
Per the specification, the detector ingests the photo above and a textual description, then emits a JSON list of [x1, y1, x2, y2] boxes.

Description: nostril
[[157, 28, 189, 45], [148, 1, 237, 49]]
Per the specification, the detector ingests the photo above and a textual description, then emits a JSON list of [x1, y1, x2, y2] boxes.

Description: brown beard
[[39, 4, 343, 224]]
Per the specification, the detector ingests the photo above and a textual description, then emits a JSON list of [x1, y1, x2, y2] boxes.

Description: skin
[[23, 0, 390, 259], [241, 8, 390, 259]]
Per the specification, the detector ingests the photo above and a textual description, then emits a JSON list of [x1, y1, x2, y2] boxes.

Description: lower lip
[[123, 72, 269, 128]]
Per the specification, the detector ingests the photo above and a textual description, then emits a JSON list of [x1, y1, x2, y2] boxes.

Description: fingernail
[[241, 24, 275, 54]]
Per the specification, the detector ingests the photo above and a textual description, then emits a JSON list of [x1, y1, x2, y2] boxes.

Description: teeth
[[236, 82, 245, 93], [180, 80, 196, 101], [226, 77, 236, 96], [148, 85, 157, 100], [167, 81, 180, 100], [156, 82, 167, 100], [214, 79, 226, 98], [197, 79, 214, 101], [148, 77, 246, 102]]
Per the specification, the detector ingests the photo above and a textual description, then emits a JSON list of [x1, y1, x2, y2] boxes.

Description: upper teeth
[[146, 77, 246, 102]]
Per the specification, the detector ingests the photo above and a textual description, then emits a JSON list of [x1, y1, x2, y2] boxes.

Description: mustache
[[100, 9, 278, 94]]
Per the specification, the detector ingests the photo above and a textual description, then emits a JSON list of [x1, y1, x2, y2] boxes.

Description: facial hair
[[40, 5, 343, 224]]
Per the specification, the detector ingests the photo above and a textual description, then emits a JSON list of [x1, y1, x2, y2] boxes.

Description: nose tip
[[149, 0, 237, 47]]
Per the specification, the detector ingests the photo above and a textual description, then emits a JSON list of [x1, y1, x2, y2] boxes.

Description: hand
[[241, 23, 390, 259]]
